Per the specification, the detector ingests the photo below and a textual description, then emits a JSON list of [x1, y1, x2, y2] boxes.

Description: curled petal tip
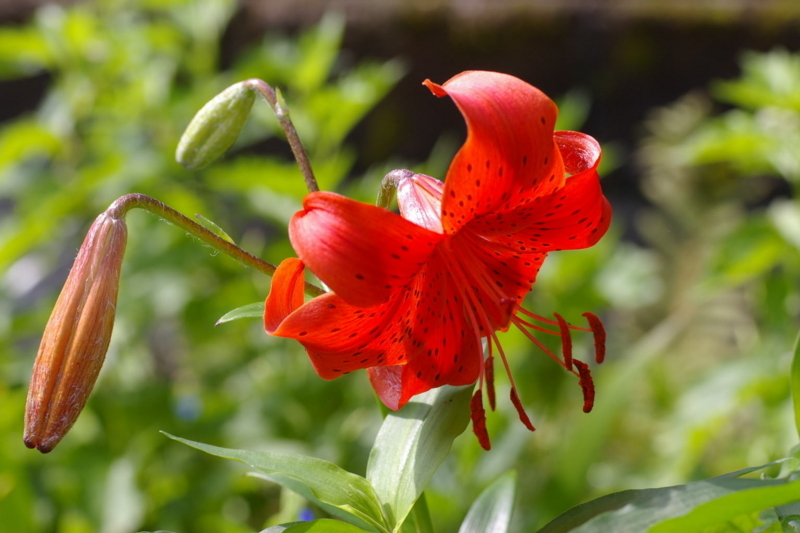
[[422, 79, 447, 97], [24, 212, 127, 453], [264, 258, 306, 334]]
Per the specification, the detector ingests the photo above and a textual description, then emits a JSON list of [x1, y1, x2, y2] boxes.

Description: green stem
[[377, 169, 414, 208], [412, 492, 435, 533], [791, 328, 800, 441], [244, 79, 320, 194], [106, 193, 325, 297]]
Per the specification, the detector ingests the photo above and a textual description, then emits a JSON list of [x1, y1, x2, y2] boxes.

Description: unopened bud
[[24, 212, 127, 453], [176, 82, 256, 170]]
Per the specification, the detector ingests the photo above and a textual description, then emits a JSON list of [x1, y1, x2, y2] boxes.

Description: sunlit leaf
[[792, 330, 800, 441], [458, 471, 516, 533], [708, 217, 787, 285], [294, 12, 345, 94], [260, 520, 371, 532], [215, 301, 264, 325], [649, 479, 800, 533], [0, 26, 52, 76], [164, 433, 389, 533], [366, 385, 472, 529], [284, 519, 371, 532], [538, 459, 800, 533], [194, 213, 235, 244]]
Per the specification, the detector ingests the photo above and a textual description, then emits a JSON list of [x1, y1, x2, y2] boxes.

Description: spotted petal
[[480, 131, 611, 253], [290, 192, 444, 308], [425, 71, 565, 235]]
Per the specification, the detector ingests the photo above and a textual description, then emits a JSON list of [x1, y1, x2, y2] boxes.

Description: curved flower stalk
[[25, 76, 324, 452], [265, 71, 611, 449], [24, 194, 319, 453]]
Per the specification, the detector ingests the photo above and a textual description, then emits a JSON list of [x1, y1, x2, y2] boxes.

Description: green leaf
[[216, 301, 264, 325], [708, 216, 788, 286], [458, 471, 517, 533], [294, 12, 345, 94], [366, 385, 472, 530], [261, 522, 370, 533], [537, 459, 800, 533], [792, 329, 800, 441], [650, 479, 800, 533], [261, 525, 300, 533], [0, 26, 52, 77], [194, 213, 235, 244], [284, 519, 372, 532], [164, 433, 389, 533]]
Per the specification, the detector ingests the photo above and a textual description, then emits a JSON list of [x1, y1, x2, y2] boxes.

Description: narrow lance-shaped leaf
[[216, 301, 265, 326], [458, 471, 517, 533], [262, 520, 370, 533], [649, 478, 800, 533], [366, 384, 473, 529], [164, 433, 389, 533], [195, 213, 235, 244], [537, 458, 800, 533], [791, 329, 800, 441]]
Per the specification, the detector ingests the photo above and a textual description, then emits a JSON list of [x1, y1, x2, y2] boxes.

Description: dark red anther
[[553, 312, 573, 371], [484, 355, 496, 411], [470, 389, 491, 450], [573, 359, 595, 413], [582, 312, 606, 364], [510, 387, 536, 431]]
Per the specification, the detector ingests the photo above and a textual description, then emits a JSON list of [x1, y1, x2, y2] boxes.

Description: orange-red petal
[[271, 291, 408, 379], [425, 71, 564, 235], [289, 192, 444, 308], [479, 132, 610, 253], [264, 257, 306, 334]]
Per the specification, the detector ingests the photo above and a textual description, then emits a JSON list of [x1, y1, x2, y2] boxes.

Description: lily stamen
[[516, 306, 593, 332], [484, 351, 496, 411], [582, 312, 607, 364], [512, 316, 562, 336], [489, 331, 536, 431], [553, 312, 574, 371], [509, 316, 568, 368], [573, 360, 596, 413]]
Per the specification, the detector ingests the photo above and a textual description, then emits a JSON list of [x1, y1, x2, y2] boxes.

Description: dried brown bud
[[24, 212, 127, 453]]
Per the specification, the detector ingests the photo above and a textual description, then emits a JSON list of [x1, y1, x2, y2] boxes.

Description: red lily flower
[[265, 71, 611, 449]]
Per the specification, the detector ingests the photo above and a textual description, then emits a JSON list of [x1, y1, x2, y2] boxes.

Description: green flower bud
[[176, 82, 256, 170]]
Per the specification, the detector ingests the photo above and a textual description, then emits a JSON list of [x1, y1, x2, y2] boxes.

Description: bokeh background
[[1, 0, 800, 531]]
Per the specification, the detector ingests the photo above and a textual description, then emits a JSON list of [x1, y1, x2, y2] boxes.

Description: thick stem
[[106, 193, 325, 297], [377, 169, 414, 209], [411, 492, 435, 533], [243, 79, 320, 194]]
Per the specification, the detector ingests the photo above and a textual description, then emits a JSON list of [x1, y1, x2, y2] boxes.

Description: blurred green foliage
[[0, 0, 799, 531], [0, 1, 402, 531]]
